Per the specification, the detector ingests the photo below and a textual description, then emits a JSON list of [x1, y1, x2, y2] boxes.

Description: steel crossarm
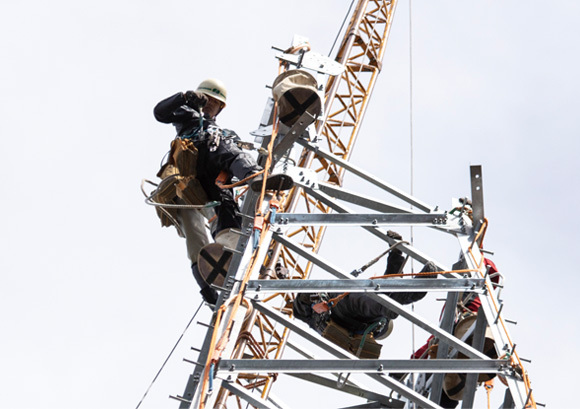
[[218, 359, 506, 374], [317, 181, 418, 214], [272, 212, 448, 226], [285, 373, 404, 408], [285, 337, 402, 406], [271, 233, 489, 361], [218, 378, 281, 409], [284, 339, 394, 402], [296, 138, 433, 212], [273, 226, 451, 283], [245, 278, 485, 294], [314, 181, 468, 237], [252, 301, 443, 409], [289, 186, 458, 272]]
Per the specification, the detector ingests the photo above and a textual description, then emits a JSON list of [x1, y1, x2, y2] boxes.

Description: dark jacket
[[154, 92, 213, 137], [154, 92, 260, 200], [293, 251, 439, 334], [154, 92, 260, 233]]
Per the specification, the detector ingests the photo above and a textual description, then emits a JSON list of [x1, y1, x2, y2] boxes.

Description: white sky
[[1, 1, 579, 408]]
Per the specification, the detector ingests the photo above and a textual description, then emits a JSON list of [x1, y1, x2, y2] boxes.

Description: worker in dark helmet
[[293, 231, 439, 347], [153, 78, 292, 304]]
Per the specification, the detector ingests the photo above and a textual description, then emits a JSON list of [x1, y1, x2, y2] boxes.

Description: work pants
[[176, 206, 214, 265]]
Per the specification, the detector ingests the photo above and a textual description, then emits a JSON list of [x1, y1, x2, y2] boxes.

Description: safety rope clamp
[[252, 215, 264, 249]]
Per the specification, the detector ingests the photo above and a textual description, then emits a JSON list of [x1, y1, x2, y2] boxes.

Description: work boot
[[200, 286, 218, 305], [250, 173, 293, 192], [191, 263, 218, 305]]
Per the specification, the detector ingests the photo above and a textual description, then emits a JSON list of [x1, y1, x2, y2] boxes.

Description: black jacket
[[292, 252, 438, 334], [154, 92, 251, 201], [154, 92, 213, 136]]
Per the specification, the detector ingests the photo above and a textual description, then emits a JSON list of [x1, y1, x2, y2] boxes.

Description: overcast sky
[[1, 1, 579, 408]]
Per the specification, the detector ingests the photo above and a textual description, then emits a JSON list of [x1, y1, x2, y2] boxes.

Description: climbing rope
[[484, 379, 494, 409], [198, 223, 272, 408]]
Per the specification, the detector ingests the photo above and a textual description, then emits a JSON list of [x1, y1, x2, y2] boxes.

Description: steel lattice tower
[[171, 1, 536, 408]]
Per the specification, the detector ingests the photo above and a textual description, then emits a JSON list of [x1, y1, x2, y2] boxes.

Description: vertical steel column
[[461, 312, 489, 408], [429, 292, 459, 405]]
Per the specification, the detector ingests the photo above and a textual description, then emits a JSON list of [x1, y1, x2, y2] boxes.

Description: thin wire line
[[409, 0, 415, 258], [409, 0, 417, 405], [135, 301, 205, 409], [328, 0, 356, 57]]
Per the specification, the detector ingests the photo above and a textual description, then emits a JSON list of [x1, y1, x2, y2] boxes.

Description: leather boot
[[200, 286, 218, 305]]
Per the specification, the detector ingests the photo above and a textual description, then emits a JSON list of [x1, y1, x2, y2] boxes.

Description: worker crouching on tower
[[293, 231, 439, 358], [152, 79, 292, 304]]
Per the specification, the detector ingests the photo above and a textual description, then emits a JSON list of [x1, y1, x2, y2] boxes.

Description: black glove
[[184, 90, 208, 109], [386, 230, 403, 241]]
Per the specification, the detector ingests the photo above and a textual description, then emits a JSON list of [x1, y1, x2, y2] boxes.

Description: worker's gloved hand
[[184, 90, 208, 109], [386, 230, 403, 241]]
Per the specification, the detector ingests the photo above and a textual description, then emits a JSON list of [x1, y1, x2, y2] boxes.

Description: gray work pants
[[176, 206, 215, 265]]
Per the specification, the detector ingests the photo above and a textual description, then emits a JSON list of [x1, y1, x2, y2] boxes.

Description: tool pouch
[[322, 320, 382, 359], [152, 139, 208, 231]]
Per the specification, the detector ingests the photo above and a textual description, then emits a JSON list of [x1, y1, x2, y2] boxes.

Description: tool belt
[[322, 319, 382, 359], [152, 138, 208, 230]]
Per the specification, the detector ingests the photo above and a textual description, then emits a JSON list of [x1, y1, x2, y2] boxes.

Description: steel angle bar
[[252, 301, 443, 409], [272, 233, 349, 278], [272, 232, 450, 284], [180, 191, 272, 409], [263, 391, 293, 409], [218, 359, 505, 374], [317, 182, 467, 237], [285, 339, 368, 388], [361, 226, 452, 275], [470, 165, 485, 231], [252, 300, 359, 358], [338, 402, 401, 409], [271, 234, 485, 359], [317, 182, 415, 214], [461, 312, 489, 408], [285, 339, 380, 395], [219, 379, 279, 409], [296, 138, 433, 212], [456, 234, 530, 407], [456, 235, 514, 357], [272, 212, 448, 226], [295, 188, 454, 274], [367, 292, 489, 360], [271, 110, 315, 163], [502, 389, 516, 409], [246, 278, 485, 294], [429, 291, 459, 404], [286, 373, 404, 408], [178, 193, 262, 409]]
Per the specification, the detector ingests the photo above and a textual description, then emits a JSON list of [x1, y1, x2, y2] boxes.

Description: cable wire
[[135, 301, 205, 409], [408, 1, 417, 403], [328, 0, 355, 57]]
